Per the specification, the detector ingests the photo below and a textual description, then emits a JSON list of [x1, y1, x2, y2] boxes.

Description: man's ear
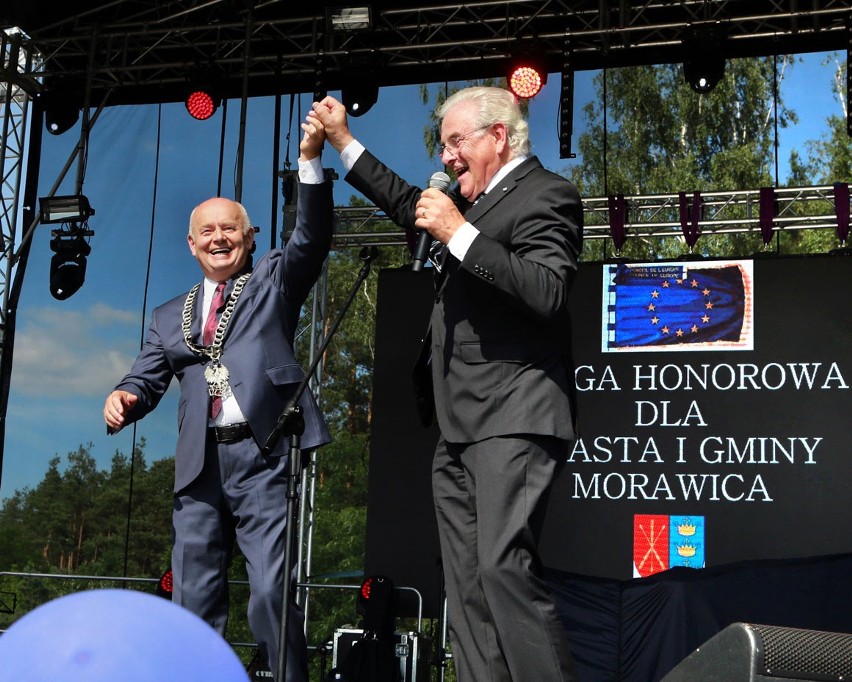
[[492, 121, 509, 155], [187, 233, 197, 257], [247, 225, 258, 254]]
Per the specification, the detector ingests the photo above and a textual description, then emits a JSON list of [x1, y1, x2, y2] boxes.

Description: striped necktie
[[204, 281, 226, 418]]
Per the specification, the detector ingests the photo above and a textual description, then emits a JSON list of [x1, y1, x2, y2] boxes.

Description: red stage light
[[185, 89, 218, 120], [508, 64, 546, 99], [156, 568, 174, 598]]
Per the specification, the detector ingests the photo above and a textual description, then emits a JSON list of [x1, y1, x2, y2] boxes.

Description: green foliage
[[778, 55, 850, 255], [570, 58, 791, 198], [802, 54, 852, 184], [563, 55, 851, 260], [0, 441, 172, 578], [0, 440, 173, 631]]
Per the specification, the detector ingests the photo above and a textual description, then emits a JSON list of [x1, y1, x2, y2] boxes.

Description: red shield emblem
[[633, 514, 670, 577]]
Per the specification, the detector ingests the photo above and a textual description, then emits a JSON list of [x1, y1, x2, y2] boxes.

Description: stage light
[[39, 194, 93, 224], [356, 575, 396, 636], [682, 23, 726, 94], [38, 84, 81, 135], [341, 70, 379, 117], [49, 230, 92, 300], [508, 63, 546, 99], [558, 34, 575, 159], [185, 85, 219, 120], [185, 68, 221, 121], [683, 55, 725, 93], [327, 6, 372, 32], [40, 194, 95, 300], [156, 569, 174, 599], [43, 96, 80, 135], [508, 52, 548, 99]]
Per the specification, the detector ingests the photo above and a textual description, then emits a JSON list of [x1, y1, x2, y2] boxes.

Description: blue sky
[[0, 52, 845, 499]]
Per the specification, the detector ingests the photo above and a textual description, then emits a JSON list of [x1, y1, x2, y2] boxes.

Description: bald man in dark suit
[[104, 117, 332, 682]]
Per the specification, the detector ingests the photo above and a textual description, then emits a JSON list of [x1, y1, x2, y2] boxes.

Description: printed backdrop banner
[[540, 255, 851, 579], [366, 256, 852, 614]]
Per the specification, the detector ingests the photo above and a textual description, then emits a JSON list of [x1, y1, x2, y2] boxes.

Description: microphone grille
[[428, 171, 451, 192]]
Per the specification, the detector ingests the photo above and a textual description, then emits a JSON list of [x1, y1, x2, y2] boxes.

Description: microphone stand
[[262, 246, 379, 682]]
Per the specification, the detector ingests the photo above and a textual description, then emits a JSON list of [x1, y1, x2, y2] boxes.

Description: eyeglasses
[[439, 124, 491, 157]]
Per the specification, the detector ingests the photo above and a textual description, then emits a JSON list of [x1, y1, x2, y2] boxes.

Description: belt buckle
[[214, 423, 244, 444]]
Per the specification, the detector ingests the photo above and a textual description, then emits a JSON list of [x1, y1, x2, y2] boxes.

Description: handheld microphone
[[412, 171, 451, 272]]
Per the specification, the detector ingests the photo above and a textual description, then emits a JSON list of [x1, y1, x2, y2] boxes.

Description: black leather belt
[[210, 422, 252, 444]]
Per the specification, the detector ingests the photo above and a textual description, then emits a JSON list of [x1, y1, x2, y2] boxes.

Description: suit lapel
[[433, 158, 541, 294], [463, 156, 541, 225], [192, 282, 205, 344]]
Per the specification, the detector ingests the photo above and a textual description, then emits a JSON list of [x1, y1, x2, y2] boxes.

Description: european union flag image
[[602, 260, 754, 352]]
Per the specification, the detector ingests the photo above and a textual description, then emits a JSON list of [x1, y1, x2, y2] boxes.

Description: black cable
[[122, 103, 163, 579], [217, 99, 228, 197]]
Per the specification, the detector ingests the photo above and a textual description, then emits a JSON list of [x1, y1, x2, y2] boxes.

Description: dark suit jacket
[[347, 151, 582, 443], [113, 180, 333, 492]]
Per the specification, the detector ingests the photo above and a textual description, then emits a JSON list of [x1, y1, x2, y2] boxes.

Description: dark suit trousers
[[171, 436, 308, 682], [432, 435, 578, 682]]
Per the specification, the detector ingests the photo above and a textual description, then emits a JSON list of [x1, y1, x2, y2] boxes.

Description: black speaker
[[661, 623, 852, 681]]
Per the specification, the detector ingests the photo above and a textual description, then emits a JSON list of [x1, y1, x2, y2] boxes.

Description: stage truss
[[328, 185, 849, 250], [3, 1, 850, 105]]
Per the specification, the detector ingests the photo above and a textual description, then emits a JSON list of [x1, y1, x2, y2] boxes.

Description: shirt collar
[[201, 256, 253, 295], [483, 154, 528, 196], [202, 277, 223, 296]]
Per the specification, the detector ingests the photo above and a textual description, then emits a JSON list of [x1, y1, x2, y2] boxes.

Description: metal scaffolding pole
[[0, 27, 41, 488]]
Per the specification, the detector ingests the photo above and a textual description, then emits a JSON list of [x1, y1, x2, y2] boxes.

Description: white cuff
[[447, 222, 479, 261], [298, 156, 324, 184], [340, 140, 366, 171]]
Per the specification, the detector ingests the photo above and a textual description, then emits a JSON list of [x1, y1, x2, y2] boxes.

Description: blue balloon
[[0, 589, 249, 681]]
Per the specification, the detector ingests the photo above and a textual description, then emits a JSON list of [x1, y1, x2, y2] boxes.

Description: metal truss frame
[[0, 30, 30, 340], [327, 185, 849, 251], [7, 1, 850, 105], [0, 29, 38, 388]]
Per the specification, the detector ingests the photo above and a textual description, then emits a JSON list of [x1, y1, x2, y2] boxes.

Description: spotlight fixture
[[341, 66, 379, 117], [39, 194, 93, 224], [156, 569, 174, 599], [185, 86, 219, 120], [43, 96, 80, 135], [185, 68, 221, 121], [507, 52, 548, 99], [682, 22, 727, 94], [49, 228, 93, 300], [327, 6, 372, 32], [39, 194, 95, 300], [356, 575, 396, 637], [683, 55, 726, 94], [38, 83, 81, 135]]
